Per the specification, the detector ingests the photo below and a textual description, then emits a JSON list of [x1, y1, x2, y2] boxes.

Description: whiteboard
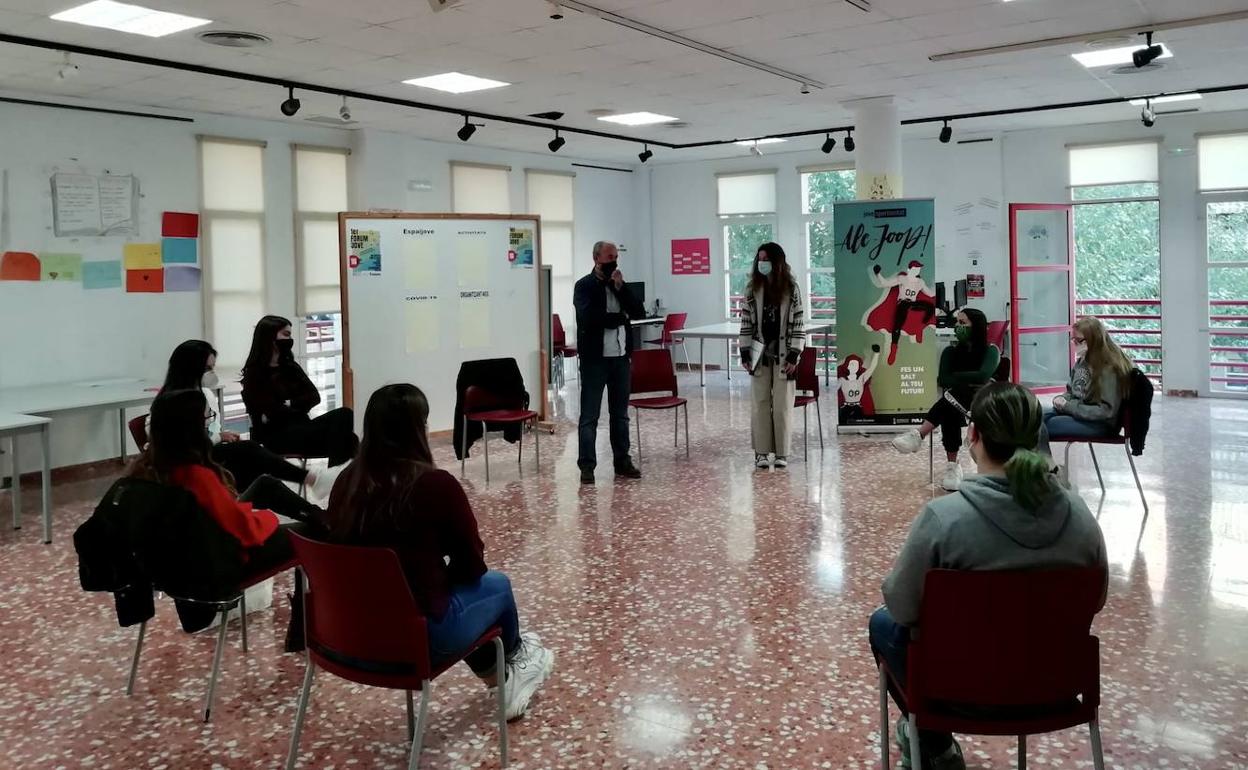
[[339, 213, 546, 433]]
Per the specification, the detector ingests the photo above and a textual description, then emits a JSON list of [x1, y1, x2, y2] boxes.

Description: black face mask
[[276, 338, 295, 355], [599, 260, 618, 278]]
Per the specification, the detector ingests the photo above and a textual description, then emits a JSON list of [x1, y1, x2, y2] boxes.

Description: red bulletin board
[[671, 238, 710, 275]]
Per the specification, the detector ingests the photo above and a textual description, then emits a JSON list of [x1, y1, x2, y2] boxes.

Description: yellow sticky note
[[456, 236, 489, 289], [405, 299, 439, 353], [123, 243, 162, 270], [404, 238, 437, 291]]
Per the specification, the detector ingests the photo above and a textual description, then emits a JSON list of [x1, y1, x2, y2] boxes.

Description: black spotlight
[[1133, 31, 1163, 68], [821, 132, 837, 153], [457, 115, 477, 142], [279, 86, 300, 117], [844, 130, 855, 153], [1141, 100, 1157, 128], [939, 120, 952, 144], [548, 131, 566, 153], [638, 144, 653, 163]]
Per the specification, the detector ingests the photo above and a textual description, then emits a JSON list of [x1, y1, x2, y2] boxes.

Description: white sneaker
[[892, 429, 923, 454], [755, 453, 771, 469], [499, 639, 554, 721], [307, 461, 349, 504], [941, 462, 963, 492], [774, 456, 788, 468]]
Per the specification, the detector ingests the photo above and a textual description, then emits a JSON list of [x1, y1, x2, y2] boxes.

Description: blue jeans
[[426, 571, 521, 676], [1043, 407, 1115, 441], [869, 606, 954, 757], [578, 356, 632, 470]]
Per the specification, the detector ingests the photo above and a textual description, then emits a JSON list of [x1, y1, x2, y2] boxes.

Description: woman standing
[[1046, 316, 1133, 440], [892, 308, 1000, 491], [325, 384, 555, 721], [738, 242, 806, 469], [241, 316, 358, 468]]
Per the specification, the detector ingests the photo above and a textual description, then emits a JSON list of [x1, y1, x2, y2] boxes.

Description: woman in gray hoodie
[[870, 382, 1108, 770]]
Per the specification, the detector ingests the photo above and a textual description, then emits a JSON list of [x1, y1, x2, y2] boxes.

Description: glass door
[[1009, 204, 1075, 393], [1201, 194, 1248, 398]]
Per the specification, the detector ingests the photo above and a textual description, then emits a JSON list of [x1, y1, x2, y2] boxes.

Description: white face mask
[[757, 261, 772, 276], [201, 370, 220, 390]]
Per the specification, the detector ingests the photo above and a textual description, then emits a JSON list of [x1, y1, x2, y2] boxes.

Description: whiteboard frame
[[336, 211, 548, 424]]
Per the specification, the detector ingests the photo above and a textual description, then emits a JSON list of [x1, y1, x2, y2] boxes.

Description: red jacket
[[168, 465, 279, 549]]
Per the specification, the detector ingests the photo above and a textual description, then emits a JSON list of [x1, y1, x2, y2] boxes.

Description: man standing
[[573, 241, 646, 484]]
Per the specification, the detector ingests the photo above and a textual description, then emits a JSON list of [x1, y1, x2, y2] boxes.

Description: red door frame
[[1009, 203, 1075, 394]]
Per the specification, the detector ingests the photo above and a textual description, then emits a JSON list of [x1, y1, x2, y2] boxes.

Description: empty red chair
[[128, 414, 148, 449], [987, 320, 1010, 352], [461, 385, 539, 483], [877, 568, 1106, 770], [551, 313, 577, 388], [628, 348, 689, 461], [284, 532, 507, 770], [645, 312, 691, 371], [793, 347, 823, 460]]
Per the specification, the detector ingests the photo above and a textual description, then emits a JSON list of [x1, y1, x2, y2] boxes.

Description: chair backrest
[[660, 312, 688, 344], [986, 320, 1010, 350], [552, 313, 567, 348], [464, 384, 522, 413], [795, 346, 819, 397], [630, 348, 678, 396], [288, 532, 431, 687], [910, 568, 1103, 711], [128, 415, 148, 449]]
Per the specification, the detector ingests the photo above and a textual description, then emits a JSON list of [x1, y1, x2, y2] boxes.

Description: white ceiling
[[2, 0, 1248, 162]]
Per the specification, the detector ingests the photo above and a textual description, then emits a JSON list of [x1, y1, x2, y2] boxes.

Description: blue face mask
[[757, 261, 772, 276]]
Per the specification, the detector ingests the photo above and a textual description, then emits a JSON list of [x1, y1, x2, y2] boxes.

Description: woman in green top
[[892, 308, 1000, 491]]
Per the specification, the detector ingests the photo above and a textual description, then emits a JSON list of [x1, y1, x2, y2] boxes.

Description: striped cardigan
[[737, 279, 806, 367]]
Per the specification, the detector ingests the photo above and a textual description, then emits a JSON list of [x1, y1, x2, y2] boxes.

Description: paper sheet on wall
[[98, 175, 136, 231], [404, 297, 440, 353], [83, 260, 122, 290], [459, 292, 491, 348], [456, 236, 489, 288], [403, 237, 437, 290], [40, 253, 83, 282], [123, 242, 162, 270], [51, 174, 101, 236]]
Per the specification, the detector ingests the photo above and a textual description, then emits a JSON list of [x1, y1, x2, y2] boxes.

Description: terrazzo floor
[[1, 375, 1246, 769]]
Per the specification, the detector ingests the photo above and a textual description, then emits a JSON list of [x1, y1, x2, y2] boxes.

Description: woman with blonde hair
[[1045, 316, 1133, 439]]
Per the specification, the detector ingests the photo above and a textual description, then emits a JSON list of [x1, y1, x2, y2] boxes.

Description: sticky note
[[123, 243, 162, 271], [403, 238, 437, 291], [162, 211, 200, 238], [40, 253, 83, 282], [459, 295, 491, 349], [161, 237, 197, 264], [164, 265, 202, 292], [83, 260, 123, 290], [456, 237, 489, 289], [405, 299, 439, 353], [126, 268, 164, 293], [0, 251, 41, 281]]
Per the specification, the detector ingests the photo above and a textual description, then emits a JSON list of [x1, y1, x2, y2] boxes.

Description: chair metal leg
[[297, 458, 308, 497], [928, 434, 934, 484], [1125, 446, 1148, 514], [406, 690, 415, 740], [1088, 445, 1105, 494], [534, 420, 540, 471], [815, 401, 824, 450], [203, 605, 232, 722], [407, 684, 432, 770], [125, 620, 147, 695], [1018, 735, 1027, 770], [494, 636, 508, 767], [673, 407, 678, 448], [878, 666, 890, 770], [517, 425, 523, 468], [483, 432, 490, 483], [803, 405, 809, 461], [683, 403, 690, 458], [681, 343, 692, 373], [908, 713, 921, 770], [240, 591, 249, 652], [1089, 715, 1106, 770], [634, 408, 642, 462], [285, 662, 316, 770]]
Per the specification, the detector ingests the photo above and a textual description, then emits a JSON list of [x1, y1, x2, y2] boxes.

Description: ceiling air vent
[[665, 121, 691, 129], [197, 31, 272, 48]]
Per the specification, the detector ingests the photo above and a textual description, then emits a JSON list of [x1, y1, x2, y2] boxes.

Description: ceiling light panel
[[597, 112, 679, 126], [1071, 43, 1172, 68], [50, 0, 210, 37], [734, 138, 786, 146], [1128, 93, 1201, 105], [402, 72, 510, 94]]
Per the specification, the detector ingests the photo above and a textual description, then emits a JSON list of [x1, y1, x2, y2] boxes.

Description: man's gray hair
[[592, 240, 616, 259]]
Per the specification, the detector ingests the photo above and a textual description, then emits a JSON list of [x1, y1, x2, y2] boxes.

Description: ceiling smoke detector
[[197, 30, 271, 48]]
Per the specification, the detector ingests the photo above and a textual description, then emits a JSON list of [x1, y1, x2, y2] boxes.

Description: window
[[1198, 132, 1248, 192], [452, 162, 511, 213], [800, 166, 856, 362], [293, 145, 349, 315], [717, 171, 776, 316], [200, 137, 266, 369], [1199, 133, 1248, 395], [526, 170, 575, 331], [1068, 141, 1161, 384]]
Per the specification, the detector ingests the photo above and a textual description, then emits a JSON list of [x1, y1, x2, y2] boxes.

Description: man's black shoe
[[614, 460, 642, 479], [580, 468, 595, 485]]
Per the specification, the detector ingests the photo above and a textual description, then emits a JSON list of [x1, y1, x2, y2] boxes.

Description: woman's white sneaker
[[892, 429, 923, 454], [499, 636, 554, 721], [941, 462, 963, 491]]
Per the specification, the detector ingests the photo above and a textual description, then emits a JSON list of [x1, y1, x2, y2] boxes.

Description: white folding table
[[0, 412, 52, 544], [672, 321, 835, 387]]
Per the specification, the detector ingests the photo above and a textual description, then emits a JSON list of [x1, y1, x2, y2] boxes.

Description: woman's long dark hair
[[163, 340, 217, 391], [129, 389, 233, 489], [325, 384, 435, 539], [241, 315, 293, 382], [953, 307, 990, 368], [749, 242, 794, 305]]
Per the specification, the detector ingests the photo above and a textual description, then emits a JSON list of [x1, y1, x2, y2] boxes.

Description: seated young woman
[[891, 308, 999, 491], [129, 389, 325, 645], [324, 384, 554, 721], [241, 315, 358, 468], [1045, 316, 1132, 441], [158, 340, 329, 495], [871, 382, 1108, 770]]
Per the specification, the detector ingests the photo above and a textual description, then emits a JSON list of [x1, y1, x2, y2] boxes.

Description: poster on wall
[[967, 273, 985, 298], [508, 226, 535, 269], [671, 238, 710, 275], [349, 228, 382, 275], [50, 173, 137, 237], [833, 198, 938, 430]]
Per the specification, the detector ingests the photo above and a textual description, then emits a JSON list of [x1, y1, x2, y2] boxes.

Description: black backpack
[[1123, 368, 1154, 456]]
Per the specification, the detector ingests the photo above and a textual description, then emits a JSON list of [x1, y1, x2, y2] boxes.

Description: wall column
[[850, 96, 903, 200]]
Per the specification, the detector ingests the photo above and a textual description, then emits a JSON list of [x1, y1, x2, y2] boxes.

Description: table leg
[[726, 340, 731, 381], [699, 339, 706, 387], [40, 425, 51, 544], [10, 435, 21, 530]]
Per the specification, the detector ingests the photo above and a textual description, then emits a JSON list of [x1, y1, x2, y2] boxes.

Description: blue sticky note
[[83, 260, 122, 290], [161, 237, 198, 264]]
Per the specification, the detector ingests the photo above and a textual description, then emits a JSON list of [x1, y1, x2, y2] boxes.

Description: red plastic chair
[[987, 320, 1010, 351], [551, 314, 577, 388], [284, 533, 506, 770], [645, 312, 691, 371], [628, 348, 689, 461], [1050, 406, 1147, 514], [128, 414, 148, 449], [461, 385, 539, 483], [878, 568, 1107, 770], [793, 347, 823, 461]]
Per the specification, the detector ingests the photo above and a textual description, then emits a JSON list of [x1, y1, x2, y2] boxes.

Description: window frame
[[1197, 131, 1248, 193], [292, 143, 351, 317], [451, 161, 513, 214], [799, 164, 855, 318], [717, 170, 777, 317], [525, 169, 576, 331]]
